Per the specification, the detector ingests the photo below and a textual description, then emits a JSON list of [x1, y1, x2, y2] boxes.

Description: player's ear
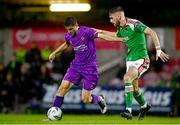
[[117, 15, 121, 20], [75, 23, 78, 26]]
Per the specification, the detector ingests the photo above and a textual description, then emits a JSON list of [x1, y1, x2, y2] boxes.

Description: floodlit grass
[[0, 114, 180, 124]]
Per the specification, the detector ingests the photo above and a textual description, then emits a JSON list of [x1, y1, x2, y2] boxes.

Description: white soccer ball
[[47, 107, 63, 120]]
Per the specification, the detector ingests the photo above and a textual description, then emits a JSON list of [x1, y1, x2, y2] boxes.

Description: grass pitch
[[0, 114, 180, 124]]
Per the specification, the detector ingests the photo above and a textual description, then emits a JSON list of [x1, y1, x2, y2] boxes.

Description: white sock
[[141, 102, 147, 108], [126, 108, 132, 113]]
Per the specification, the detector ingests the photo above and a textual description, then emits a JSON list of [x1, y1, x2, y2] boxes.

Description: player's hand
[[122, 37, 129, 42], [156, 50, 169, 62], [49, 53, 56, 63]]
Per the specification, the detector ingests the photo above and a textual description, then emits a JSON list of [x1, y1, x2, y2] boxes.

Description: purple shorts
[[63, 66, 98, 90]]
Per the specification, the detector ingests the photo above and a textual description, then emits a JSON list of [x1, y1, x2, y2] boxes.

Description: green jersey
[[116, 18, 149, 61]]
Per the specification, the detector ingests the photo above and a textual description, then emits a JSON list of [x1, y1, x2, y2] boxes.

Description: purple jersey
[[65, 26, 98, 68]]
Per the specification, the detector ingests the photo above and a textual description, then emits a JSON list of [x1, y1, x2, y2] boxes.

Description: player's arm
[[93, 28, 117, 37], [49, 42, 69, 63], [97, 32, 128, 42], [90, 27, 128, 42], [144, 27, 169, 62]]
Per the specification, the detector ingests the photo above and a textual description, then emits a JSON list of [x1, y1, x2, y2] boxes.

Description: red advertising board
[[12, 26, 120, 50], [12, 27, 65, 50]]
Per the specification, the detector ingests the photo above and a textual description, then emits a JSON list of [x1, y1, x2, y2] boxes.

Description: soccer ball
[[47, 107, 63, 120]]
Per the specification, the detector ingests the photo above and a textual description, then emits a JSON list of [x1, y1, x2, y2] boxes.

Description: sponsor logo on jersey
[[74, 44, 87, 51]]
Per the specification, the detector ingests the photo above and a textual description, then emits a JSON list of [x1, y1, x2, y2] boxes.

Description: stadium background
[[0, 0, 180, 123]]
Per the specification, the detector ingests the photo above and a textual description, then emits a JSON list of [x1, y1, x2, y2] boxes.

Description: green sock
[[134, 89, 146, 106], [124, 82, 133, 108]]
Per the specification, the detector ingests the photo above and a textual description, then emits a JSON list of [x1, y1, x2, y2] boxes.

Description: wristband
[[155, 46, 161, 50]]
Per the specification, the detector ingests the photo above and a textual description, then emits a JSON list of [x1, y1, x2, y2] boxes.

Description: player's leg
[[53, 80, 73, 108], [81, 66, 107, 114], [120, 66, 138, 120], [81, 89, 92, 103], [132, 59, 151, 120], [45, 80, 73, 121], [133, 80, 151, 120], [133, 79, 147, 109], [53, 67, 81, 108], [133, 79, 151, 120], [45, 68, 82, 121], [81, 89, 107, 114]]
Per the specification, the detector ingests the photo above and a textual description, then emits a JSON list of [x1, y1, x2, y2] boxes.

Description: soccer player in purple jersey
[[48, 16, 126, 119]]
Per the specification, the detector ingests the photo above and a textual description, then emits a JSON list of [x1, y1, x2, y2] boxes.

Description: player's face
[[109, 14, 120, 27], [65, 25, 78, 35]]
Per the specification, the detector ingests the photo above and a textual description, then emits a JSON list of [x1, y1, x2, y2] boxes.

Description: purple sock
[[53, 96, 64, 108], [91, 94, 100, 104]]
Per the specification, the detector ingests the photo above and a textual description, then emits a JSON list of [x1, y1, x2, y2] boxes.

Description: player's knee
[[123, 74, 132, 83]]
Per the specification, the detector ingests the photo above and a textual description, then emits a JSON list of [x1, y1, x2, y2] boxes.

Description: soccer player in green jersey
[[94, 6, 169, 120]]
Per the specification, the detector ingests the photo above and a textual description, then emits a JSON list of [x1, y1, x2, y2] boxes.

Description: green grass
[[0, 114, 180, 124]]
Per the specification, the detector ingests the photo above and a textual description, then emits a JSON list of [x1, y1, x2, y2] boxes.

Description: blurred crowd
[[0, 43, 180, 115], [0, 43, 74, 113]]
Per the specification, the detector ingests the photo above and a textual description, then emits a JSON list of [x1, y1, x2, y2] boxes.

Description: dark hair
[[109, 6, 124, 14], [64, 16, 77, 27]]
